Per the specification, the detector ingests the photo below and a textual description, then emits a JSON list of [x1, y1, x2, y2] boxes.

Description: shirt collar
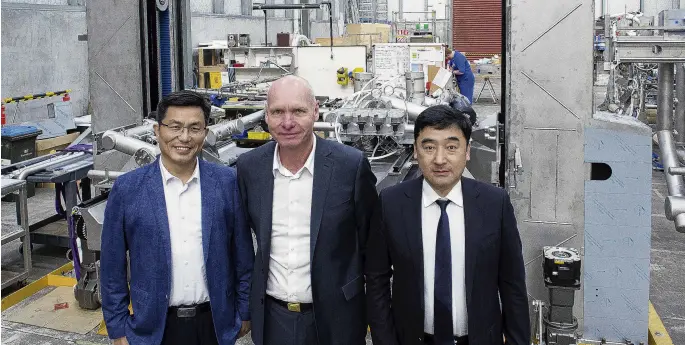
[[160, 157, 200, 185], [272, 134, 317, 177], [422, 179, 463, 208]]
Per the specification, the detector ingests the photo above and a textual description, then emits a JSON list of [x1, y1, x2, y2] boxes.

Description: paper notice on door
[[431, 68, 452, 93]]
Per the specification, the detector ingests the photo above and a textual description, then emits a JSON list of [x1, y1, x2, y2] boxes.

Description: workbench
[[1, 152, 93, 251], [26, 155, 93, 250], [1, 179, 32, 289]]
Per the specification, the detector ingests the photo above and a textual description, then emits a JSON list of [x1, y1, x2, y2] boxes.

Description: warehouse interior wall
[[1, 2, 89, 116], [1, 0, 342, 118]]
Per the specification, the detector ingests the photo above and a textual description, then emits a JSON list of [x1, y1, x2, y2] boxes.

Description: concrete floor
[[649, 172, 685, 345]]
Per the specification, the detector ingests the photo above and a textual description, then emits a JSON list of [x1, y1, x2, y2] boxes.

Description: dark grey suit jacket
[[365, 177, 530, 345], [236, 136, 378, 345]]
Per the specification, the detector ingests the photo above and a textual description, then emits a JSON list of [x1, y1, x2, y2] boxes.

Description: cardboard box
[[35, 131, 81, 188], [315, 24, 392, 50], [36, 132, 80, 157], [427, 65, 453, 95]]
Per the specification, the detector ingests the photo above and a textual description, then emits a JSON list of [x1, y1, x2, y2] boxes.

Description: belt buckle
[[177, 307, 197, 318], [287, 302, 301, 312]]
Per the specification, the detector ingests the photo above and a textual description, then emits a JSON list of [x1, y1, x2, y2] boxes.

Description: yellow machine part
[[337, 67, 349, 86]]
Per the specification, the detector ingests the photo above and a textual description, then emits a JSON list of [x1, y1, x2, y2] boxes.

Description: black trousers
[[263, 296, 318, 345], [161, 304, 219, 345], [424, 333, 469, 345]]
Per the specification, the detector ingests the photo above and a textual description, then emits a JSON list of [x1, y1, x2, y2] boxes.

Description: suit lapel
[[310, 137, 333, 263], [199, 160, 216, 264], [259, 144, 276, 278], [148, 159, 172, 273], [403, 178, 425, 310], [461, 178, 481, 306]]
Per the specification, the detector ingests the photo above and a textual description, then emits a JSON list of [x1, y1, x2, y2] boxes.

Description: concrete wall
[[191, 14, 342, 45], [1, 2, 89, 116], [191, 13, 295, 46]]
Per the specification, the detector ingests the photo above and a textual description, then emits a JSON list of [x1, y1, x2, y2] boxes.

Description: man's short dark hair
[[156, 90, 211, 125], [414, 105, 472, 143]]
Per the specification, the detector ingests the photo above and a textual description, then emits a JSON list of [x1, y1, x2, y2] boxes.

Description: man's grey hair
[[265, 75, 317, 108]]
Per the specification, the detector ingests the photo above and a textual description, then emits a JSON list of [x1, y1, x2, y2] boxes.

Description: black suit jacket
[[365, 177, 530, 345], [236, 136, 378, 345]]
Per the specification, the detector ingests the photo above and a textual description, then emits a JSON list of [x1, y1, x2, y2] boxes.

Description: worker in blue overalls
[[447, 49, 475, 104]]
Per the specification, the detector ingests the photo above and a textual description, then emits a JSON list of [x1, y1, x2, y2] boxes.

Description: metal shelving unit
[[1, 178, 32, 289]]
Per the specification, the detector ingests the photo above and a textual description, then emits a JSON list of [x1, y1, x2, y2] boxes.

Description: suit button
[[261, 298, 264, 305]]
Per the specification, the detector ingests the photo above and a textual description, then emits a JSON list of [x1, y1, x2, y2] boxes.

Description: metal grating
[[452, 0, 501, 59], [359, 0, 388, 22]]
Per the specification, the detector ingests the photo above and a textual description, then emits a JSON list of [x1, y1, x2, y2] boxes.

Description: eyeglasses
[[159, 122, 207, 136]]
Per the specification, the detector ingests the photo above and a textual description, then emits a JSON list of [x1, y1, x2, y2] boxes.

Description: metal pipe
[[87, 170, 126, 181], [657, 64, 675, 132], [676, 63, 685, 143], [124, 122, 155, 137], [657, 131, 682, 196], [677, 148, 685, 163], [669, 166, 685, 175], [406, 71, 426, 105], [14, 152, 86, 180], [102, 130, 160, 157], [656, 130, 685, 231], [665, 196, 685, 233], [239, 110, 266, 129], [313, 122, 339, 131], [380, 96, 428, 121], [206, 118, 246, 146]]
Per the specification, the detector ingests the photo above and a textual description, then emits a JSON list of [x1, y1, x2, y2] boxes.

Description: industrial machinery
[[534, 247, 582, 345], [52, 0, 683, 345]]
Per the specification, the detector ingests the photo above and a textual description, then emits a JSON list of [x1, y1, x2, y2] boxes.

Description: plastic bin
[[1, 125, 42, 200]]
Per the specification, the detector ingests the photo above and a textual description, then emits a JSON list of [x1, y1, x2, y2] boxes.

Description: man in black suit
[[365, 105, 530, 345], [236, 75, 378, 345]]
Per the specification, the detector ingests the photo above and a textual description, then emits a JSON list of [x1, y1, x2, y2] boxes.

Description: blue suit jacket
[[100, 158, 254, 345]]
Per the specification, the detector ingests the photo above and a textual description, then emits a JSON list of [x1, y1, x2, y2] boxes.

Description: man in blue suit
[[447, 49, 476, 104], [100, 90, 254, 345]]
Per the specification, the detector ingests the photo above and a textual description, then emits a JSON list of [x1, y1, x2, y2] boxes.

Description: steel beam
[[614, 37, 685, 63]]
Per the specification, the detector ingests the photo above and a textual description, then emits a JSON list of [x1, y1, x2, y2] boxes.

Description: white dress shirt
[[422, 179, 468, 336], [267, 135, 317, 303], [160, 158, 210, 306]]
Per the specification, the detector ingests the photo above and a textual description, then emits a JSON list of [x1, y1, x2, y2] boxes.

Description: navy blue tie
[[434, 199, 453, 344]]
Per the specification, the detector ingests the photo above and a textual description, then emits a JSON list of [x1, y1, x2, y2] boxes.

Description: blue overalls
[[449, 51, 475, 103]]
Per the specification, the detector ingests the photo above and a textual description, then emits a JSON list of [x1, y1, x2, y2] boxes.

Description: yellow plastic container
[[247, 132, 271, 140]]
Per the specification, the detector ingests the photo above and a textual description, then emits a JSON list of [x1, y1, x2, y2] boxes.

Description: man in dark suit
[[365, 105, 530, 345], [236, 75, 378, 345], [100, 91, 254, 345]]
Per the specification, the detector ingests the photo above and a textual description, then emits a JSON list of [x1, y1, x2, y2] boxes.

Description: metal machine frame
[[1, 179, 31, 290]]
